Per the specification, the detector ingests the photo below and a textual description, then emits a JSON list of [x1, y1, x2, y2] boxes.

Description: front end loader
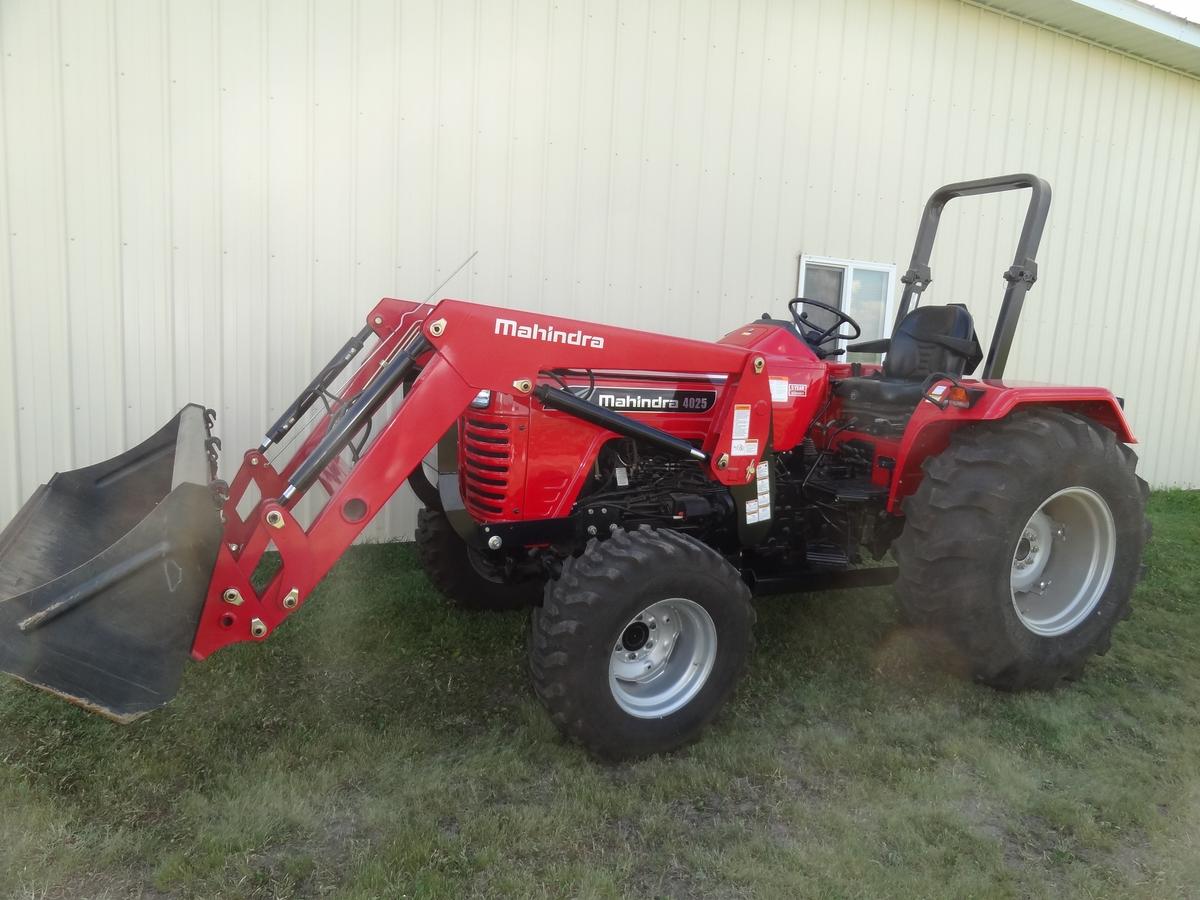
[[0, 174, 1149, 758], [0, 407, 221, 719]]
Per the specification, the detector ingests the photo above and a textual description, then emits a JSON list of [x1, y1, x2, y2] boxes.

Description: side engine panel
[[457, 372, 730, 522]]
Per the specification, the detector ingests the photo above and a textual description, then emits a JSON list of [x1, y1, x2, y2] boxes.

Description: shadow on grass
[[1, 492, 1197, 898]]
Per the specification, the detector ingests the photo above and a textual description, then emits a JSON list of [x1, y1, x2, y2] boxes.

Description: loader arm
[[0, 296, 771, 716], [190, 298, 773, 660]]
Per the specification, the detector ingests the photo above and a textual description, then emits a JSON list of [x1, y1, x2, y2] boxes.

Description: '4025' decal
[[593, 388, 716, 413]]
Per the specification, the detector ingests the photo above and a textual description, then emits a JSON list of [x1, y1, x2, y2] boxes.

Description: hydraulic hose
[[532, 384, 707, 463], [282, 334, 431, 503], [260, 324, 376, 451]]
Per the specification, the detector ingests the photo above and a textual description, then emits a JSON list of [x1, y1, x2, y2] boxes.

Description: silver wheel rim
[[1010, 486, 1117, 637], [608, 598, 718, 719]]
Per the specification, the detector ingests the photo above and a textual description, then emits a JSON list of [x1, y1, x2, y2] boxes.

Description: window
[[797, 255, 897, 363]]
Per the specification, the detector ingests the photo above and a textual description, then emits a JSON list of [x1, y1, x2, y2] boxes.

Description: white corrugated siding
[[2, 0, 1198, 540]]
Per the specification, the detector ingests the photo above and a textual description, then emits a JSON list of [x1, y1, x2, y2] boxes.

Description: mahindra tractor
[[0, 175, 1149, 758]]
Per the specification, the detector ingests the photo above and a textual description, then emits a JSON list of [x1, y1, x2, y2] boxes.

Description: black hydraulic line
[[282, 334, 431, 503], [260, 324, 376, 451], [532, 384, 708, 463]]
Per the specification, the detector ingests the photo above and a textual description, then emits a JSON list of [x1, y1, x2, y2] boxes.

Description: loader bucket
[[0, 404, 223, 721]]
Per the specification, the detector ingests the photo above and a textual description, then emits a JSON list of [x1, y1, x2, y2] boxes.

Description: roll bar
[[893, 173, 1052, 380]]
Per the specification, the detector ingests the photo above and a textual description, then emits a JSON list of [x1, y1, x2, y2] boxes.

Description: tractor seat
[[833, 304, 983, 409]]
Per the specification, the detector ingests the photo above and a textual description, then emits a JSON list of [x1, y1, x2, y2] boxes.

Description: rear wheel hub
[[1010, 486, 1116, 637], [620, 621, 650, 651]]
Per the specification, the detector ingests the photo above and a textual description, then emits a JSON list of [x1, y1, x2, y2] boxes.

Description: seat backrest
[[883, 304, 983, 380]]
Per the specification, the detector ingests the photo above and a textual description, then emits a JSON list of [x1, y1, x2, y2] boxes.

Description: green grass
[[1, 492, 1198, 899]]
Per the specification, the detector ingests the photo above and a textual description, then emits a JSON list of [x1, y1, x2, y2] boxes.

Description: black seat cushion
[[834, 304, 982, 409]]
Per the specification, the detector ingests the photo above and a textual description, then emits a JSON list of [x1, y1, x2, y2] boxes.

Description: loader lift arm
[[191, 298, 773, 660]]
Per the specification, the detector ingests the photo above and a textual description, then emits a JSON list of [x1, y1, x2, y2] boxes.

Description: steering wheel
[[788, 297, 862, 347]]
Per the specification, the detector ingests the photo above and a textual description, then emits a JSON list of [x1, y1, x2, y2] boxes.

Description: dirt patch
[[958, 796, 1022, 864], [1098, 835, 1159, 888]]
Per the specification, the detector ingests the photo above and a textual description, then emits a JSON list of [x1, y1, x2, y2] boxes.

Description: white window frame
[[797, 255, 898, 354]]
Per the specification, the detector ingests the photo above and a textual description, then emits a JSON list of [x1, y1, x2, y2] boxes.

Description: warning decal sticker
[[732, 404, 751, 441], [769, 377, 789, 404]]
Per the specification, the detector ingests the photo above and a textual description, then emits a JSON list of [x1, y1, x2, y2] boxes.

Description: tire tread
[[530, 526, 755, 759], [894, 409, 1149, 690]]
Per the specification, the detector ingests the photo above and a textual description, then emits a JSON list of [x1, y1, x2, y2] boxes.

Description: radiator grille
[[460, 416, 516, 520]]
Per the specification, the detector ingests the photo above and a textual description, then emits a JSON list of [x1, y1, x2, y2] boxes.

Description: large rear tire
[[893, 409, 1149, 690], [414, 508, 544, 611], [530, 527, 755, 759]]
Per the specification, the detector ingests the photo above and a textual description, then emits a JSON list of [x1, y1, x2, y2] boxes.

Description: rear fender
[[887, 385, 1135, 513]]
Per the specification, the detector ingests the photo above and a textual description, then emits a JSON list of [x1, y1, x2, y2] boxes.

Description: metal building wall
[[2, 0, 1198, 540]]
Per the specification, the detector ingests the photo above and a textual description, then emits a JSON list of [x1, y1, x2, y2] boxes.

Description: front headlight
[[469, 389, 492, 409]]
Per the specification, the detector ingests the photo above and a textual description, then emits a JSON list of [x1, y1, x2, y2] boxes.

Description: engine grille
[[460, 416, 517, 520]]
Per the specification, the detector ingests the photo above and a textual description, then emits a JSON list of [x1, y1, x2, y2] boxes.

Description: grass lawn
[[1, 491, 1197, 899]]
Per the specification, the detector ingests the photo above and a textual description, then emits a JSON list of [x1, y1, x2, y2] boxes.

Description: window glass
[[799, 264, 844, 335], [846, 268, 889, 363], [797, 256, 895, 364]]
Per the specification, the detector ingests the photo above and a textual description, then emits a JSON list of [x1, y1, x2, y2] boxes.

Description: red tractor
[[0, 175, 1149, 758]]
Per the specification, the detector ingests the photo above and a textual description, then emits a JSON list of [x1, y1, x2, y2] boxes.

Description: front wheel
[[414, 508, 544, 611], [894, 409, 1150, 690], [529, 527, 755, 759]]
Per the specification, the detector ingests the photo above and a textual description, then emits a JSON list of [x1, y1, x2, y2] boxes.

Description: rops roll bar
[[893, 173, 1052, 380]]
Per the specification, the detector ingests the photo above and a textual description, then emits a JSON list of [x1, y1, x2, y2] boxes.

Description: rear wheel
[[414, 508, 543, 611], [529, 527, 755, 759], [894, 409, 1149, 689]]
